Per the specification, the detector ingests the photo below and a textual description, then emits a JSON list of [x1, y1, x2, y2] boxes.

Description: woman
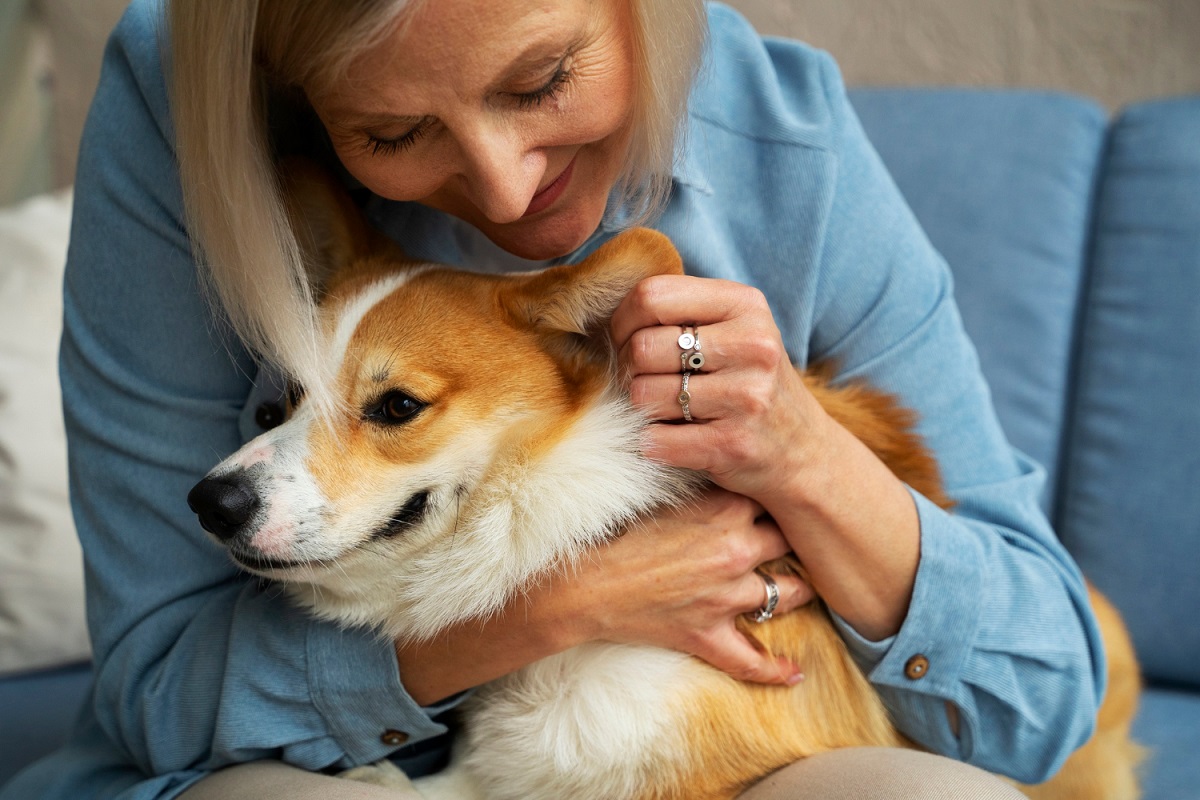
[[0, 0, 1101, 797]]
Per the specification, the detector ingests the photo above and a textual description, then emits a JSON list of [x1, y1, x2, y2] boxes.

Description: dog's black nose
[[187, 476, 260, 542]]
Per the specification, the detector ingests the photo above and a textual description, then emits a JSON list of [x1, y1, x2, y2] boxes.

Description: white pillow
[[0, 189, 90, 676]]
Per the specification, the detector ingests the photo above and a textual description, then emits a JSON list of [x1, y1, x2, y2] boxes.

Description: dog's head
[[187, 163, 693, 638]]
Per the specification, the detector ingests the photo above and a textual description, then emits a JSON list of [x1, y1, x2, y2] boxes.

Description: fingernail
[[787, 671, 806, 686]]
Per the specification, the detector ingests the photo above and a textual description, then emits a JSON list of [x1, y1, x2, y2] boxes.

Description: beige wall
[[726, 0, 1200, 112], [36, 0, 131, 192], [2, 0, 1199, 204], [0, 3, 55, 204]]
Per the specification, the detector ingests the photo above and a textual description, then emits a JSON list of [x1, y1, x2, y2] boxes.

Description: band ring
[[752, 571, 780, 623], [678, 371, 693, 422]]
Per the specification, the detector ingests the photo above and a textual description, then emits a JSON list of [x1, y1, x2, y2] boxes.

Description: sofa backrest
[[1055, 98, 1200, 689], [851, 89, 1200, 689], [850, 88, 1107, 516]]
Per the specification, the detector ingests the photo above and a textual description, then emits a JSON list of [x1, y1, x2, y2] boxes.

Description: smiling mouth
[[523, 157, 576, 217]]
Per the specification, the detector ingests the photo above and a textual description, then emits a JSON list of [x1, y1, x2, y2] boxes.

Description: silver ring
[[752, 571, 779, 623], [678, 372, 693, 422], [677, 325, 698, 351], [678, 325, 704, 372]]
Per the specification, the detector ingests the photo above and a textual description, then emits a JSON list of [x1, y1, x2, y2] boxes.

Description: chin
[[483, 209, 604, 261]]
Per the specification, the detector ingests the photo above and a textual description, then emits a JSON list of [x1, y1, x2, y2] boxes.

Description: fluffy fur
[[189, 166, 1143, 799]]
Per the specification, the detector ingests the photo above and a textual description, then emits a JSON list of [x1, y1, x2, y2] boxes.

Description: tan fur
[[305, 269, 583, 507], [1020, 588, 1147, 800], [285, 164, 1143, 800]]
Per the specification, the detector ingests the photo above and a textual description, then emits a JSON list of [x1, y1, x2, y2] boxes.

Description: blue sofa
[[2, 88, 1197, 797]]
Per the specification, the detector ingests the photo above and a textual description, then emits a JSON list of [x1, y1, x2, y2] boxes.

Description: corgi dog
[[187, 166, 1142, 800]]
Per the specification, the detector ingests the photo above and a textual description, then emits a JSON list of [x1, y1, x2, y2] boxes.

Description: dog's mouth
[[224, 489, 434, 576], [370, 489, 432, 541], [228, 550, 334, 573]]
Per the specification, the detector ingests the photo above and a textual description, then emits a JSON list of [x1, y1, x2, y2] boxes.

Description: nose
[[457, 123, 545, 223], [187, 475, 261, 542]]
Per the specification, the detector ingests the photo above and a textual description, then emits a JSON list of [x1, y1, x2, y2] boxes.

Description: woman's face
[[309, 0, 637, 260]]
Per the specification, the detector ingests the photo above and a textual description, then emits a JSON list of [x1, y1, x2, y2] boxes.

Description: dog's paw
[[341, 759, 418, 789]]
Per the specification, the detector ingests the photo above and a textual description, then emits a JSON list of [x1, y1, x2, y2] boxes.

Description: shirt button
[[380, 729, 409, 747], [905, 654, 930, 680], [255, 402, 284, 430]]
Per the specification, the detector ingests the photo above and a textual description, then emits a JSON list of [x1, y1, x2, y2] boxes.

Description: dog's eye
[[369, 391, 426, 425]]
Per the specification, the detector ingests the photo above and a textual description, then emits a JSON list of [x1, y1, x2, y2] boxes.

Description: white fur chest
[[438, 643, 698, 800]]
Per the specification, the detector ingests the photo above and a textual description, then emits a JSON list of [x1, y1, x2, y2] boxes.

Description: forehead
[[333, 271, 542, 393], [315, 0, 606, 114]]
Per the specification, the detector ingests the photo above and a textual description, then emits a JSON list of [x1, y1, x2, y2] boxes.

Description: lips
[[523, 157, 576, 217]]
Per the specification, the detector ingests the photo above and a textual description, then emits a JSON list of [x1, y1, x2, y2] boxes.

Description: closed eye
[[366, 118, 435, 156], [508, 63, 573, 109], [363, 56, 575, 156]]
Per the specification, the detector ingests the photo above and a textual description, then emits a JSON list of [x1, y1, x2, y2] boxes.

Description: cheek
[[561, 84, 634, 150], [560, 38, 637, 149], [332, 146, 453, 203]]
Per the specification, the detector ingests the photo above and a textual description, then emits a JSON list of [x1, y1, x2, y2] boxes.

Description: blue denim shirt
[[2, 2, 1104, 798]]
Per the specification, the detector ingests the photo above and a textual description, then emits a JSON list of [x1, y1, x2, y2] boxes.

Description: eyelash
[[364, 63, 574, 157], [513, 65, 573, 109]]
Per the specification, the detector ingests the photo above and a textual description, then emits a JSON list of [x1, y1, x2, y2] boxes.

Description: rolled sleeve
[[306, 620, 463, 767], [832, 471, 1102, 783]]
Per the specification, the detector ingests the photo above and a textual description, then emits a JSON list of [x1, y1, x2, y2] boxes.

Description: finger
[[640, 417, 742, 474], [619, 322, 729, 380], [749, 517, 793, 563], [629, 371, 695, 421], [696, 626, 804, 686], [631, 372, 750, 422], [678, 488, 769, 531], [610, 275, 761, 353], [772, 571, 817, 614], [742, 569, 814, 618]]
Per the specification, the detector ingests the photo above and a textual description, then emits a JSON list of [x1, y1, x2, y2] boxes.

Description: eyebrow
[[324, 34, 582, 129]]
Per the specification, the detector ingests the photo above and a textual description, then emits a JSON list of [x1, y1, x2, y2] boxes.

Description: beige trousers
[[181, 748, 1026, 799]]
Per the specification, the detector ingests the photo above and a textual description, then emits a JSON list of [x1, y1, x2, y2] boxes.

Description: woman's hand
[[395, 489, 812, 704], [610, 275, 826, 503], [565, 488, 813, 685], [610, 272, 922, 642]]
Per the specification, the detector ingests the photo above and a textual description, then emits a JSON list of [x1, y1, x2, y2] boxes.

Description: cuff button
[[380, 729, 410, 747], [904, 654, 930, 680]]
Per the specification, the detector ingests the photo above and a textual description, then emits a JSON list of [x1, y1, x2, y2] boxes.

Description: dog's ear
[[505, 227, 685, 339], [279, 158, 405, 292]]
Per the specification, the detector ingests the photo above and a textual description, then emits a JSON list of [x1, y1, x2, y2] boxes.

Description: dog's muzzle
[[187, 474, 261, 542]]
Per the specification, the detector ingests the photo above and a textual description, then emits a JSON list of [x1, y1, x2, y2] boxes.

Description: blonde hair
[[168, 0, 706, 391]]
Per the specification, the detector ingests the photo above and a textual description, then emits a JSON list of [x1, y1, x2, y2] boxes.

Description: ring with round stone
[[678, 325, 705, 372], [678, 371, 693, 422]]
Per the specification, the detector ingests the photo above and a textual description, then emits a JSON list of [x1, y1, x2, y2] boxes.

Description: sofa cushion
[[0, 662, 92, 789], [1057, 97, 1200, 689], [0, 190, 91, 677], [850, 89, 1107, 514], [1132, 686, 1200, 800]]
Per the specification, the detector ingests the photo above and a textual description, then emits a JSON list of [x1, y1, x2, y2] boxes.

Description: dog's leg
[[411, 765, 487, 800], [342, 759, 487, 799], [341, 759, 424, 794]]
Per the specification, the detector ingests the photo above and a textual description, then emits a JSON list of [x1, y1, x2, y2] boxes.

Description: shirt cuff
[[829, 609, 894, 672], [832, 488, 987, 756], [305, 618, 468, 767]]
